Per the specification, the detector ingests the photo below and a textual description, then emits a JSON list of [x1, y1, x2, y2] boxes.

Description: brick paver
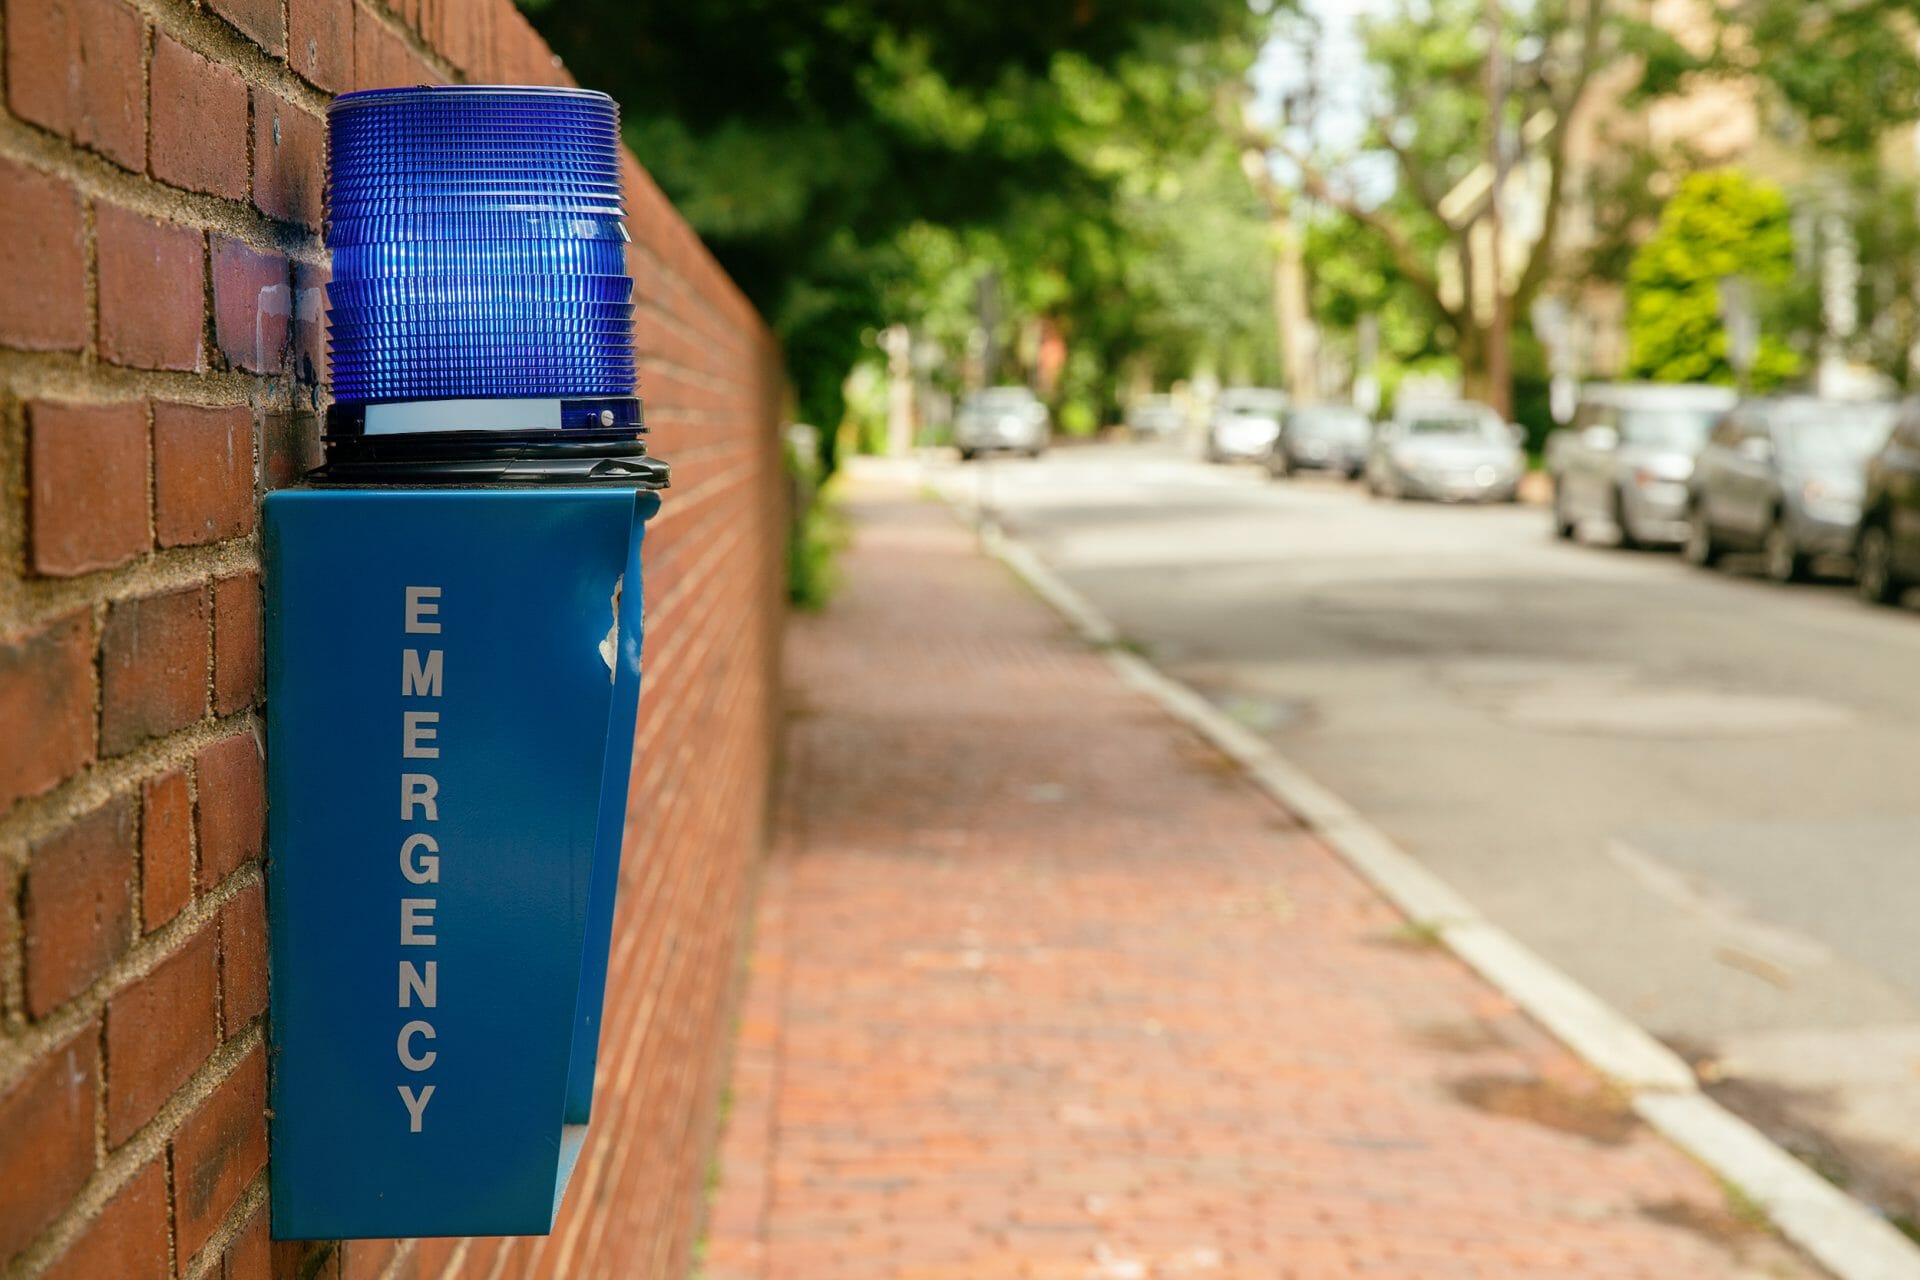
[[703, 469, 1821, 1280]]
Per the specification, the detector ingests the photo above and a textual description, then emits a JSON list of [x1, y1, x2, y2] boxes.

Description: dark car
[[1269, 405, 1373, 479], [1856, 402, 1920, 604], [1684, 397, 1899, 582]]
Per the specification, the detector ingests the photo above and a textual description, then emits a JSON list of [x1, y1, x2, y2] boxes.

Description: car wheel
[[958, 447, 978, 462], [1763, 513, 1805, 583], [1612, 486, 1641, 551], [1683, 502, 1720, 568], [1552, 482, 1576, 539], [1857, 523, 1903, 605]]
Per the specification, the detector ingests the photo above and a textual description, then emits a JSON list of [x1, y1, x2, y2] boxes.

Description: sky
[[1251, 0, 1396, 204]]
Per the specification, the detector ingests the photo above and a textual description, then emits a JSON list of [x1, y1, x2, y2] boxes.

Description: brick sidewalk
[[701, 470, 1820, 1280]]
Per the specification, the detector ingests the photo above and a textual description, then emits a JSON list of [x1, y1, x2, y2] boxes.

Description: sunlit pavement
[[702, 466, 1820, 1280], [932, 437, 1920, 1228]]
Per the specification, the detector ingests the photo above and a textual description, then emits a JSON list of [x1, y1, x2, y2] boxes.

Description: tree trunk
[[1456, 320, 1489, 403], [1271, 211, 1317, 403]]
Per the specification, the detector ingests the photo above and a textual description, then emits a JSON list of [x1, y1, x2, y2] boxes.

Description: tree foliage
[[1715, 1, 1920, 153], [515, 0, 1265, 434], [1247, 0, 1649, 402], [1625, 170, 1800, 388]]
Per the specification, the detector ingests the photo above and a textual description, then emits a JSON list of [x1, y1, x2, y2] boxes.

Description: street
[[941, 440, 1920, 1225]]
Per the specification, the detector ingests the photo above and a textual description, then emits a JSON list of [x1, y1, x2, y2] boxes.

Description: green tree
[[1242, 0, 1682, 412], [1715, 1, 1920, 153], [1624, 170, 1800, 388], [515, 0, 1264, 439]]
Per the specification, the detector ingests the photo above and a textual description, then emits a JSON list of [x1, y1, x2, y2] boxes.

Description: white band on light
[[363, 399, 566, 435]]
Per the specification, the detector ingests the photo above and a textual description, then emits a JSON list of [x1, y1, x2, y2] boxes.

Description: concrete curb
[[947, 485, 1920, 1280]]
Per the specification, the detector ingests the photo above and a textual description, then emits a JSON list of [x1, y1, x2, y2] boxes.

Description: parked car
[[1125, 394, 1186, 439], [954, 386, 1049, 460], [1684, 396, 1899, 581], [1366, 400, 1524, 502], [1547, 382, 1737, 548], [1269, 405, 1373, 479], [1205, 388, 1289, 463], [1854, 401, 1920, 604]]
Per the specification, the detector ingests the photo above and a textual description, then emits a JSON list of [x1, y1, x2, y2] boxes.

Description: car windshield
[[971, 389, 1033, 411], [1618, 408, 1719, 449], [1222, 390, 1287, 416], [1776, 404, 1897, 461], [1289, 409, 1370, 441], [1402, 409, 1504, 440]]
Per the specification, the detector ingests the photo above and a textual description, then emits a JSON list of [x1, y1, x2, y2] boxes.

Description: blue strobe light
[[322, 85, 640, 443]]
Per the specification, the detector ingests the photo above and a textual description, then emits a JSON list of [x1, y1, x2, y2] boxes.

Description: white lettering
[[398, 588, 446, 1133], [398, 1084, 435, 1132], [399, 960, 437, 1008], [404, 586, 442, 634], [400, 773, 438, 821], [398, 1020, 438, 1071], [402, 648, 444, 697], [399, 898, 437, 945], [399, 833, 439, 884], [402, 711, 440, 759]]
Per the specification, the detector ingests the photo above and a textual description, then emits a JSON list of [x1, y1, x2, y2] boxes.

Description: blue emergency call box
[[268, 81, 669, 1239], [264, 473, 662, 1239]]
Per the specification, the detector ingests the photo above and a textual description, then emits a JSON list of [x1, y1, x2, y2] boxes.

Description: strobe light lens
[[324, 85, 636, 407]]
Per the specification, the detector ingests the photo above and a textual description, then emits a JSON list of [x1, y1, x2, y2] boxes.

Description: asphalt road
[[936, 439, 1920, 1220]]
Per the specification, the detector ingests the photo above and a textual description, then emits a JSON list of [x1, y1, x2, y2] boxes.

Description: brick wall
[[0, 1, 786, 1278]]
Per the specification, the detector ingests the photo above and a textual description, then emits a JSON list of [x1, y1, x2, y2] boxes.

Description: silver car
[[1548, 383, 1736, 548], [1685, 397, 1899, 581], [1125, 395, 1186, 439], [1270, 405, 1373, 479], [955, 386, 1049, 460], [1206, 388, 1289, 462], [1366, 400, 1524, 502]]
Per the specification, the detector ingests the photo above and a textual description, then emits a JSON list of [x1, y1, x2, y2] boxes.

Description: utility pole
[[1484, 0, 1512, 418]]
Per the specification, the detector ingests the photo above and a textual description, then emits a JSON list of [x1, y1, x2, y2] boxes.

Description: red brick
[[214, 572, 263, 715], [0, 1025, 99, 1263], [171, 1047, 267, 1264], [41, 1158, 168, 1280], [291, 260, 329, 402], [212, 238, 291, 374], [271, 1239, 326, 1280], [211, 0, 285, 56], [413, 1238, 458, 1278], [100, 586, 209, 756], [196, 732, 265, 887], [106, 925, 217, 1145], [253, 90, 323, 229], [219, 880, 268, 1031], [154, 402, 255, 547], [340, 1237, 397, 1280], [0, 612, 96, 815], [290, 0, 354, 91], [27, 399, 150, 576], [97, 204, 205, 371], [24, 798, 135, 1017], [223, 1203, 270, 1280], [150, 34, 250, 200], [5, 0, 145, 170], [353, 6, 413, 89], [263, 409, 324, 492], [142, 769, 194, 929], [0, 160, 86, 349]]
